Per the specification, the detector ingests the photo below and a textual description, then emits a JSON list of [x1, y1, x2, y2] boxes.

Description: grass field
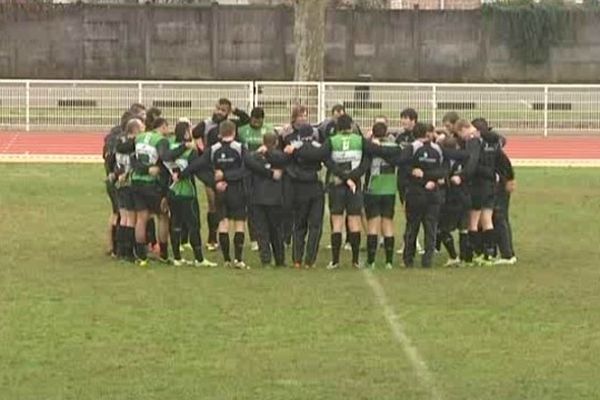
[[1, 165, 600, 399]]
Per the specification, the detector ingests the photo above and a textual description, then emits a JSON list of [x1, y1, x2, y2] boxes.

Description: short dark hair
[[336, 114, 353, 131], [413, 122, 427, 139], [442, 111, 460, 125], [192, 122, 204, 140], [372, 122, 388, 138], [174, 121, 190, 143], [146, 107, 162, 128], [423, 123, 435, 134], [291, 105, 308, 124], [151, 117, 168, 131], [218, 98, 232, 109], [129, 103, 146, 114], [263, 132, 278, 148], [441, 135, 458, 149], [471, 118, 490, 134], [219, 120, 236, 137], [251, 107, 265, 120], [400, 108, 418, 122], [120, 110, 134, 130], [331, 104, 345, 115]]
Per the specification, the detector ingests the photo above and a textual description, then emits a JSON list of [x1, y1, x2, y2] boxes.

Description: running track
[[0, 131, 599, 165]]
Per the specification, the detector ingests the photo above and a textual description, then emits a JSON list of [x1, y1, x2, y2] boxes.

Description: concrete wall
[[1, 3, 599, 82]]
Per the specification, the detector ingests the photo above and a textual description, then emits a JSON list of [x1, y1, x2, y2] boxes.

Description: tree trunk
[[293, 0, 327, 81]]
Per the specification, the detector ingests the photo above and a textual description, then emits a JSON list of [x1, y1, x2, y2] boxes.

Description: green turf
[[1, 165, 600, 399]]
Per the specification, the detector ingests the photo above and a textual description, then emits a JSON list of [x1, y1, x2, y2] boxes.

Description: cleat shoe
[[206, 242, 219, 252], [353, 262, 362, 269], [444, 258, 460, 267], [194, 259, 218, 268], [234, 260, 250, 270], [384, 262, 393, 270], [250, 241, 259, 252], [494, 257, 517, 266], [137, 259, 149, 268], [326, 262, 339, 270], [172, 259, 184, 267], [366, 262, 375, 270], [223, 261, 232, 268]]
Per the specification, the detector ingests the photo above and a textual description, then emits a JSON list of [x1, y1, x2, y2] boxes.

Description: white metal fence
[[1, 79, 600, 136]]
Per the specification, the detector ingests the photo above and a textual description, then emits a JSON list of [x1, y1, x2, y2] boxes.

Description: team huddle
[[103, 99, 516, 270]]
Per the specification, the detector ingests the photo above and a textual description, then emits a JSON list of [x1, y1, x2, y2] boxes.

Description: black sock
[[384, 236, 395, 264], [111, 225, 118, 255], [468, 231, 479, 260], [459, 232, 469, 262], [482, 229, 495, 259], [208, 212, 218, 244], [367, 234, 378, 264], [147, 219, 157, 246], [331, 232, 342, 265], [349, 232, 361, 264], [234, 232, 245, 261], [159, 242, 169, 260], [441, 232, 458, 259], [125, 227, 135, 260], [135, 242, 147, 261], [474, 230, 484, 256], [219, 233, 230, 262], [116, 225, 125, 257]]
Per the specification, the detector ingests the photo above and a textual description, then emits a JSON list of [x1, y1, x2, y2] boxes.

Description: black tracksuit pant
[[493, 188, 514, 259], [169, 195, 204, 262], [403, 192, 441, 268], [292, 194, 324, 266], [254, 204, 285, 266]]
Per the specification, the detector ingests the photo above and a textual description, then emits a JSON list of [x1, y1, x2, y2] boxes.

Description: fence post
[[25, 81, 30, 132], [249, 81, 255, 110], [431, 84, 437, 126], [543, 85, 549, 137], [138, 82, 143, 104], [318, 81, 326, 123]]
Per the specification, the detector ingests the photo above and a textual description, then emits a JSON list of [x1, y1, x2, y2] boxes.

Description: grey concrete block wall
[[1, 4, 600, 82]]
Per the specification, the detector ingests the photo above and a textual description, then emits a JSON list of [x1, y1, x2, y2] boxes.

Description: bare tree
[[293, 0, 327, 81]]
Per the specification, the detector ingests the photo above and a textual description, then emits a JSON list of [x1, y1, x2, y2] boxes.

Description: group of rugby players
[[103, 99, 516, 270]]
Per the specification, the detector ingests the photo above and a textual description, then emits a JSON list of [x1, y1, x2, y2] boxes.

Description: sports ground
[[1, 132, 600, 399]]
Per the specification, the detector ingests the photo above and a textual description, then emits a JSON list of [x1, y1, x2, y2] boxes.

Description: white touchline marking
[[362, 269, 443, 400]]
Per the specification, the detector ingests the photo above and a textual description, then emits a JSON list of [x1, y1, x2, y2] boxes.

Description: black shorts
[[470, 183, 495, 210], [117, 186, 135, 211], [132, 183, 163, 214], [216, 187, 247, 220], [106, 180, 118, 214], [364, 194, 396, 219], [328, 184, 363, 216]]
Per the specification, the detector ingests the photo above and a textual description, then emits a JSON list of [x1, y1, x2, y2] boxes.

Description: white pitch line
[[362, 269, 443, 400]]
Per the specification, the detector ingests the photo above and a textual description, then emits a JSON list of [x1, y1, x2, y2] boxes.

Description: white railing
[[1, 79, 600, 136]]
